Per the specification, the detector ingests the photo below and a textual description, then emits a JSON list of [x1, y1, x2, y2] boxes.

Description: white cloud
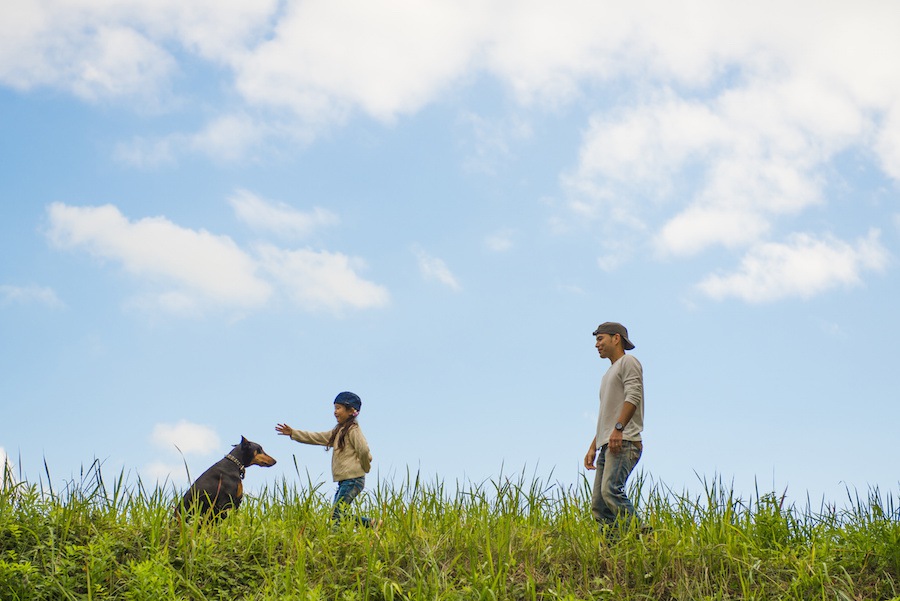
[[7, 2, 900, 303], [0, 0, 276, 101], [257, 244, 390, 312], [567, 96, 723, 190], [5, 1, 899, 191], [875, 107, 900, 181], [484, 228, 514, 253], [113, 135, 176, 168], [656, 206, 771, 257], [71, 26, 175, 103], [0, 8, 174, 105], [563, 83, 844, 257], [185, 114, 269, 162], [597, 252, 627, 273], [114, 114, 297, 166], [697, 230, 889, 303], [44, 201, 391, 316], [458, 112, 533, 175], [414, 246, 461, 291], [125, 291, 205, 317], [234, 0, 487, 123], [229, 190, 339, 239], [3, 1, 898, 125], [482, 1, 626, 106], [151, 420, 221, 455], [535, 2, 900, 275], [45, 202, 273, 311], [141, 0, 279, 63], [0, 284, 64, 308]]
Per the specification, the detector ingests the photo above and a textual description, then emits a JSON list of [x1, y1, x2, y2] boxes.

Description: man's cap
[[592, 322, 635, 350]]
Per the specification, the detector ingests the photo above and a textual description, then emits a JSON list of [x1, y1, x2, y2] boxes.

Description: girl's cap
[[334, 391, 362, 411]]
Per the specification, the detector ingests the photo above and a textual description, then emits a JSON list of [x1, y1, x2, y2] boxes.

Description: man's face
[[595, 333, 618, 359]]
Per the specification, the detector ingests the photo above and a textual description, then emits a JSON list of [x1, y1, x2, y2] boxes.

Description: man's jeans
[[591, 440, 642, 527], [332, 476, 372, 527]]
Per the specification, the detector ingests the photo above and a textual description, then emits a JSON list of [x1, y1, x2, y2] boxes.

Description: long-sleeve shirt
[[288, 425, 372, 482], [595, 353, 644, 447]]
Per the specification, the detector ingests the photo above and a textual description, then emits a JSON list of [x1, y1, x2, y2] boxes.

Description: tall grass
[[1, 461, 898, 600]]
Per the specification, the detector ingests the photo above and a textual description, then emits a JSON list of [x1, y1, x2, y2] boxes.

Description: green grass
[[1, 462, 899, 600]]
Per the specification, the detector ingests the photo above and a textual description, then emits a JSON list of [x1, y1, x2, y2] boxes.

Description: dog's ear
[[240, 435, 248, 446]]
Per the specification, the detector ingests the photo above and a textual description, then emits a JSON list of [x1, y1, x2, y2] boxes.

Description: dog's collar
[[225, 453, 246, 479]]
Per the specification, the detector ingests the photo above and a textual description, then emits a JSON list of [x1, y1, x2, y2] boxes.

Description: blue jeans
[[591, 441, 642, 527], [332, 476, 372, 527]]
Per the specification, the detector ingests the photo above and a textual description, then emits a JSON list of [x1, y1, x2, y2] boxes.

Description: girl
[[276, 391, 374, 527]]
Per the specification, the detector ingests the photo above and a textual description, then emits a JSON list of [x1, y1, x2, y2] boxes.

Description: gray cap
[[592, 322, 635, 350]]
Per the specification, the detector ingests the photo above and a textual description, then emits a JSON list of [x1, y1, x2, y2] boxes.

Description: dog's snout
[[253, 452, 277, 467]]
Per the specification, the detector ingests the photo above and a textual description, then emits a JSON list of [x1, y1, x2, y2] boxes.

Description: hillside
[[1, 466, 898, 600]]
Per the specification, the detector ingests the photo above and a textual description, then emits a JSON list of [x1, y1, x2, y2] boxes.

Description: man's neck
[[607, 349, 626, 365]]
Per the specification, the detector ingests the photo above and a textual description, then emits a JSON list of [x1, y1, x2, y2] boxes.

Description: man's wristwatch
[[614, 422, 624, 431]]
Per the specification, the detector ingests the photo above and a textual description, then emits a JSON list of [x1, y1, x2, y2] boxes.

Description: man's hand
[[275, 423, 292, 436], [608, 428, 623, 453], [584, 441, 598, 470]]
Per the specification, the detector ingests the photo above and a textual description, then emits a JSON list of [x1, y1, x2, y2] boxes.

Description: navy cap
[[334, 391, 362, 411]]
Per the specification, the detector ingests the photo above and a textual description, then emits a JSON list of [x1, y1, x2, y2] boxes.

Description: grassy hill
[[1, 464, 898, 600]]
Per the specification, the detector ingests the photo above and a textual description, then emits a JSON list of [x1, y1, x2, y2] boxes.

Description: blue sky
[[2, 1, 899, 507]]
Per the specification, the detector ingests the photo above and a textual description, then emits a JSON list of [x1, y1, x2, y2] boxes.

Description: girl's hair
[[327, 416, 358, 452]]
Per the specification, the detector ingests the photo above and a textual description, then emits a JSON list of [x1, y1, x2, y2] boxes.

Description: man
[[584, 321, 644, 531]]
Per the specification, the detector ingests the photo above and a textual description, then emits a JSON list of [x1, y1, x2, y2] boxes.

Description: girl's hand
[[275, 423, 293, 436]]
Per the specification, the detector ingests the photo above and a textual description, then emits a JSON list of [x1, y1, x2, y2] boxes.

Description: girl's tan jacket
[[288, 425, 372, 481]]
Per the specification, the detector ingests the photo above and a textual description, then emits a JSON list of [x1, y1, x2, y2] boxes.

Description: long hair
[[327, 417, 358, 452]]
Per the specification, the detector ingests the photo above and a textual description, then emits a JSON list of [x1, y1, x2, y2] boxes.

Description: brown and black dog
[[176, 436, 276, 520]]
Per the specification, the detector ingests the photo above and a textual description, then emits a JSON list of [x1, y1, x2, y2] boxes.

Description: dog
[[176, 436, 276, 520]]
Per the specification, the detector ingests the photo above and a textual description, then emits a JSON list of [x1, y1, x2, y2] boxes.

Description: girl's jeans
[[332, 476, 372, 527], [591, 440, 642, 528]]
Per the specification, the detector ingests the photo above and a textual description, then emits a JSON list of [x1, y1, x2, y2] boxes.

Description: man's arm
[[584, 437, 598, 470], [607, 401, 637, 453], [609, 357, 643, 452]]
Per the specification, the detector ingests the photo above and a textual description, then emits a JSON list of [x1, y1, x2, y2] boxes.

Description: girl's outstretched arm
[[278, 424, 332, 446]]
